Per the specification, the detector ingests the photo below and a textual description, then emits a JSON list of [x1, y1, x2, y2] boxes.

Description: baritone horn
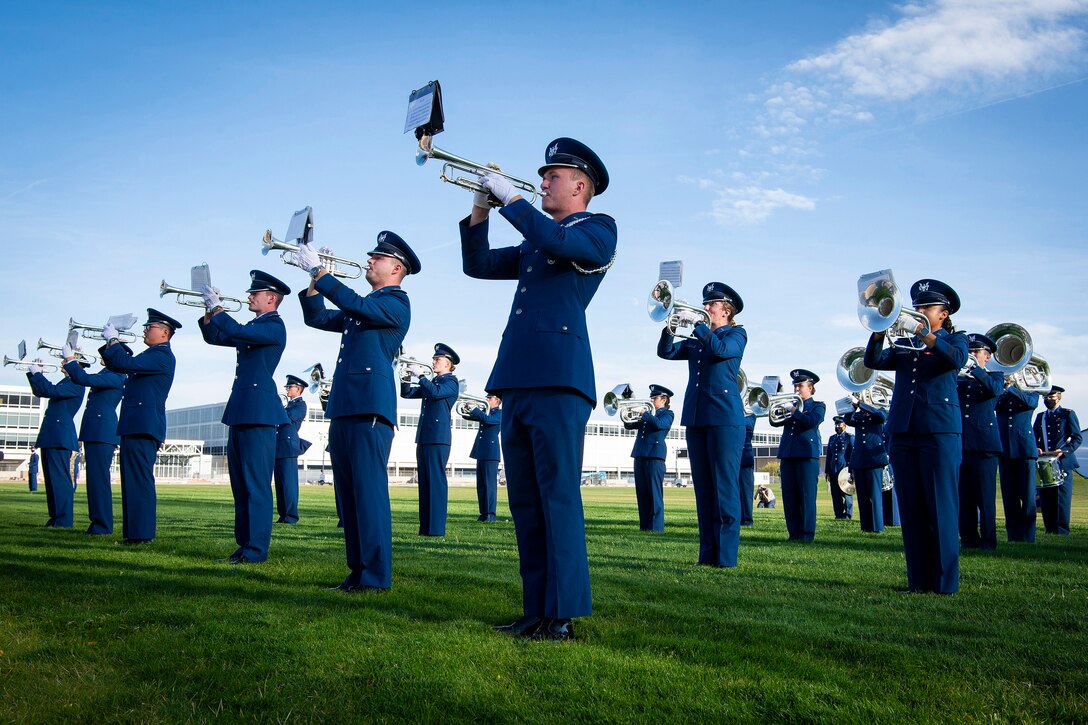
[[648, 279, 710, 340], [159, 280, 245, 312], [856, 269, 930, 350], [746, 376, 802, 424], [603, 383, 653, 424], [835, 347, 893, 411], [416, 134, 539, 206], [454, 393, 490, 421], [984, 322, 1050, 393], [68, 318, 139, 343], [396, 350, 434, 383]]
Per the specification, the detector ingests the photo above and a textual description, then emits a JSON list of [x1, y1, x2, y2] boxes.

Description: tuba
[[648, 279, 709, 340], [984, 323, 1051, 393], [856, 269, 931, 350], [603, 383, 653, 424], [835, 347, 893, 412], [416, 135, 539, 206]]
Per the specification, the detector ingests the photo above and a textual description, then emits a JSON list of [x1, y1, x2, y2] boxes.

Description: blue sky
[[3, 1, 1087, 440]]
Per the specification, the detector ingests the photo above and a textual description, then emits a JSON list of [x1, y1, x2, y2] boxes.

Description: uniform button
[[547, 258, 555, 264], [521, 287, 527, 293], [366, 367, 371, 371], [341, 344, 345, 348], [338, 358, 342, 363], [562, 326, 568, 331], [515, 309, 522, 315], [527, 266, 533, 273], [911, 379, 916, 383]]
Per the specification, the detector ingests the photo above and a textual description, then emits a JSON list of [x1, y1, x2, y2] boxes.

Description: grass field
[[1, 480, 1085, 723]]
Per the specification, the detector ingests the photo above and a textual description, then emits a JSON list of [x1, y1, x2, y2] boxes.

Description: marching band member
[[658, 282, 747, 564], [623, 384, 674, 532], [771, 370, 826, 542], [468, 393, 502, 522], [461, 137, 615, 641], [996, 378, 1040, 543], [825, 416, 854, 520], [28, 448, 39, 492], [401, 343, 460, 537], [843, 402, 888, 533], [1034, 385, 1081, 535], [63, 347, 124, 535], [956, 333, 1003, 549], [296, 231, 418, 592], [274, 374, 311, 525], [864, 279, 968, 594], [100, 308, 180, 544], [25, 362, 85, 528], [739, 410, 756, 526]]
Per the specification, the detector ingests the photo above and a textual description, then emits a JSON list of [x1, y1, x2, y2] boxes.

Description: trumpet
[[416, 134, 539, 206], [454, 393, 490, 421], [3, 355, 60, 373], [984, 322, 1051, 394], [648, 279, 710, 339], [68, 317, 139, 343], [747, 387, 802, 424], [836, 347, 893, 410], [856, 269, 931, 350], [305, 362, 332, 396], [37, 338, 99, 366], [603, 384, 653, 424], [159, 280, 245, 312], [396, 351, 434, 383], [260, 230, 364, 279]]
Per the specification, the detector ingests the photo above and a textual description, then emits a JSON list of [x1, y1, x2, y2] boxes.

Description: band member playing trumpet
[[996, 376, 1040, 543], [843, 402, 888, 533], [460, 137, 615, 641], [100, 308, 181, 544], [825, 416, 853, 520], [401, 343, 460, 536], [956, 333, 1004, 549], [296, 231, 418, 592], [468, 393, 502, 522], [772, 370, 826, 542], [1034, 385, 1081, 535], [864, 279, 968, 594], [623, 384, 675, 532], [25, 361, 85, 528], [275, 375, 311, 524], [659, 282, 747, 565], [63, 346, 124, 534]]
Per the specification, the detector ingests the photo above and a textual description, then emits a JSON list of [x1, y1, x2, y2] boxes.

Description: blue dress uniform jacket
[[100, 341, 176, 442], [624, 408, 674, 460], [957, 367, 1004, 454], [199, 311, 289, 427], [657, 325, 747, 427], [276, 397, 310, 458], [824, 431, 853, 475], [64, 361, 124, 535], [997, 388, 1040, 459], [401, 374, 458, 444], [843, 408, 890, 469], [1034, 406, 1082, 535], [772, 399, 826, 458], [27, 372, 85, 528], [468, 406, 502, 461]]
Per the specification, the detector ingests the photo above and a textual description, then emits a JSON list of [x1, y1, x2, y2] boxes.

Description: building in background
[[0, 384, 47, 475]]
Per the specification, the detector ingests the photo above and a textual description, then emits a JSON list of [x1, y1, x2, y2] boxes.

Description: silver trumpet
[[68, 317, 139, 343], [396, 351, 434, 384], [603, 383, 653, 424], [984, 322, 1050, 393], [648, 279, 710, 340], [159, 280, 245, 312], [416, 134, 539, 206], [454, 393, 490, 421], [37, 338, 99, 366], [260, 230, 364, 279], [3, 355, 60, 373], [856, 269, 930, 350], [836, 347, 893, 411]]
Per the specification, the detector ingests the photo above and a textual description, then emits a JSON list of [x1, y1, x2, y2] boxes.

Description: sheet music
[[191, 264, 211, 292], [658, 260, 683, 288], [108, 313, 138, 331], [404, 83, 435, 134]]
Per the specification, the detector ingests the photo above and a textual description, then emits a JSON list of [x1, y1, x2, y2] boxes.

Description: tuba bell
[[603, 383, 653, 424], [648, 279, 710, 340], [856, 269, 931, 350], [983, 322, 1051, 393]]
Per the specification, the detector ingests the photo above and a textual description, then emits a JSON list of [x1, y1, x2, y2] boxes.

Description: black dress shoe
[[529, 618, 574, 642], [493, 615, 543, 637], [121, 538, 153, 545], [229, 556, 261, 565], [341, 584, 385, 593]]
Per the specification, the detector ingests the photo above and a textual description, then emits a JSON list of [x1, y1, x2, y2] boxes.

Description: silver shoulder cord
[[561, 215, 616, 275]]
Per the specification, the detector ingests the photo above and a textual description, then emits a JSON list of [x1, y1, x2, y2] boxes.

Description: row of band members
[[21, 137, 1081, 642]]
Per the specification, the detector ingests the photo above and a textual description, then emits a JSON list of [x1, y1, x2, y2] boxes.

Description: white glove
[[101, 322, 119, 342], [62, 343, 75, 360], [480, 172, 518, 206], [28, 363, 43, 375], [201, 284, 222, 310], [293, 242, 321, 273], [472, 189, 492, 210]]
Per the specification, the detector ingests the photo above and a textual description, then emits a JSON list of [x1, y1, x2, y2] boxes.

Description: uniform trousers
[[882, 485, 900, 526], [329, 415, 394, 589], [1039, 458, 1075, 535], [227, 425, 276, 562], [84, 442, 116, 534], [828, 466, 853, 519], [417, 443, 450, 536], [687, 425, 744, 565], [475, 460, 498, 520], [501, 389, 592, 619], [958, 452, 997, 549], [274, 456, 300, 523], [853, 467, 884, 533], [29, 467, 39, 492], [42, 448, 74, 528], [780, 458, 819, 542], [633, 457, 665, 532], [739, 466, 754, 526], [119, 435, 159, 541], [890, 433, 961, 594], [998, 458, 1037, 542]]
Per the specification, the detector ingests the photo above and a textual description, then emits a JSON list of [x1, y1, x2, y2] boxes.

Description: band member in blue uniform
[[28, 448, 39, 492], [468, 393, 502, 522], [843, 402, 888, 533], [996, 380, 1040, 543], [461, 137, 615, 641], [63, 349, 124, 534], [296, 231, 417, 592], [26, 364, 85, 528], [100, 308, 180, 544], [623, 384, 674, 532], [956, 333, 1004, 549], [401, 343, 459, 536], [772, 370, 826, 542], [864, 279, 968, 594], [200, 271, 290, 564], [739, 410, 756, 526], [659, 282, 747, 564], [825, 416, 854, 519], [72, 449, 81, 490], [274, 374, 310, 525], [1034, 385, 1081, 535]]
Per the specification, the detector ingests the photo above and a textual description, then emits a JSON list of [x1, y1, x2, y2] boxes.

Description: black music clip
[[405, 80, 444, 140]]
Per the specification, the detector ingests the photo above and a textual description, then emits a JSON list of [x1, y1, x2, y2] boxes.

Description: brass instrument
[[648, 279, 710, 339], [984, 322, 1051, 393], [835, 347, 893, 411], [416, 134, 539, 206], [68, 317, 139, 343], [3, 355, 59, 373], [958, 352, 979, 377], [454, 393, 490, 421], [837, 467, 855, 496], [738, 368, 750, 415], [159, 280, 245, 312], [36, 338, 98, 366], [856, 269, 931, 350], [396, 351, 434, 384], [261, 231, 363, 279], [603, 383, 653, 424], [746, 377, 803, 425]]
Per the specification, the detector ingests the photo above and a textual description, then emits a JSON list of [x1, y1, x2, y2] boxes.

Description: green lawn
[[1, 480, 1085, 723]]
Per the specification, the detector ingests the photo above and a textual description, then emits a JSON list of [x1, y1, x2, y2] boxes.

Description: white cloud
[[708, 184, 817, 225]]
